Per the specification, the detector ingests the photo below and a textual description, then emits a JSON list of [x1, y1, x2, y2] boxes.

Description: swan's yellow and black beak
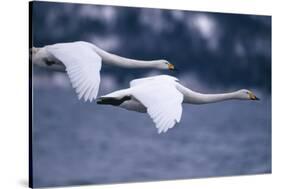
[[168, 63, 175, 70], [249, 92, 259, 100]]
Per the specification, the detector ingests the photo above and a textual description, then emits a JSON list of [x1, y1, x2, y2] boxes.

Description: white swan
[[96, 75, 259, 134], [31, 41, 175, 102]]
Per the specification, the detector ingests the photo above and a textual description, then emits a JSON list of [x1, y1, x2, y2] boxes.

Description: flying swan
[[97, 75, 259, 134], [31, 41, 175, 102]]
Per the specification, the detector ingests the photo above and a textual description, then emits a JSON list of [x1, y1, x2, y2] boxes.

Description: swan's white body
[[97, 75, 259, 133], [31, 41, 174, 102]]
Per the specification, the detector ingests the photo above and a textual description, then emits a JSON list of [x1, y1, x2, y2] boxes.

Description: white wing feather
[[46, 42, 101, 102], [131, 80, 183, 133], [130, 75, 179, 87]]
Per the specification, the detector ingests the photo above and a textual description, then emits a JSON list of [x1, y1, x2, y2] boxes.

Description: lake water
[[32, 85, 271, 188]]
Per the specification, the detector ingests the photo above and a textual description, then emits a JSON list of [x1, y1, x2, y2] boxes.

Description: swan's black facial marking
[[245, 90, 259, 100], [97, 96, 131, 106]]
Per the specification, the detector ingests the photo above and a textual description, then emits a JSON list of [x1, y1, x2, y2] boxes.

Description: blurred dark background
[[31, 1, 271, 188], [32, 1, 271, 93]]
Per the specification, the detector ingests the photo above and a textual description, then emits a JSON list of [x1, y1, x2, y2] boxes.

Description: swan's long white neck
[[90, 44, 164, 68], [175, 83, 240, 104]]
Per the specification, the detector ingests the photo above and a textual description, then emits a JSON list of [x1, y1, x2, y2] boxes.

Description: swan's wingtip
[[157, 128, 166, 134]]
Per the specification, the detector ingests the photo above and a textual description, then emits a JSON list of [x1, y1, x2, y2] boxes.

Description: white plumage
[[131, 77, 183, 133], [31, 41, 175, 102], [46, 42, 101, 102], [97, 75, 259, 133]]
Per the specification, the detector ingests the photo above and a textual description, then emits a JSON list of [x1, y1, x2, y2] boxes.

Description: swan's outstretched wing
[[130, 75, 179, 87], [132, 82, 183, 133], [46, 42, 101, 102]]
